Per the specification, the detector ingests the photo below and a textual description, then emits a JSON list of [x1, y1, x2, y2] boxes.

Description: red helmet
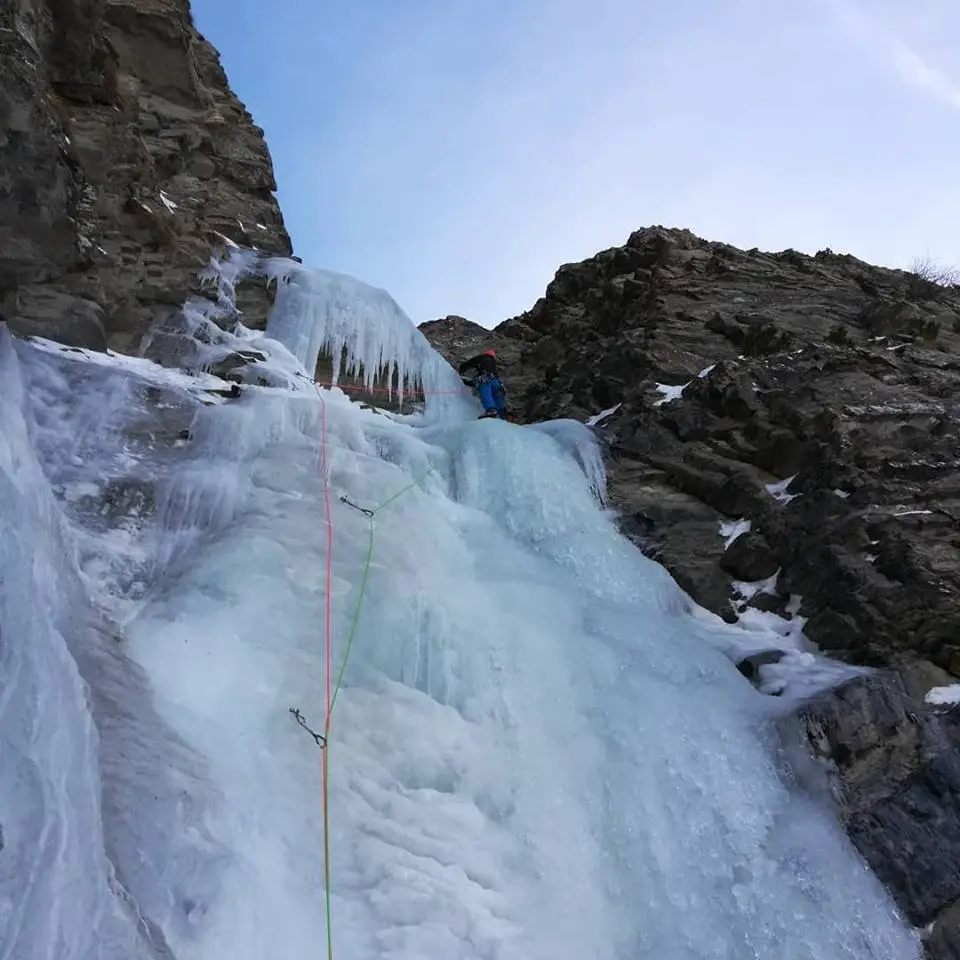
[[483, 349, 496, 358]]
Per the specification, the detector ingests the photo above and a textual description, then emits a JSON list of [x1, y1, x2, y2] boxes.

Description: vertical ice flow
[[0, 255, 922, 960], [0, 328, 147, 959]]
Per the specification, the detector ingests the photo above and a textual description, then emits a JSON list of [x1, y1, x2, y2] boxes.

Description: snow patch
[[159, 191, 178, 213], [766, 475, 799, 504], [719, 518, 751, 549], [754, 646, 867, 699], [653, 381, 689, 406], [212, 230, 240, 249], [585, 402, 621, 427], [652, 364, 714, 407], [25, 335, 232, 398], [926, 685, 960, 706], [731, 570, 780, 607]]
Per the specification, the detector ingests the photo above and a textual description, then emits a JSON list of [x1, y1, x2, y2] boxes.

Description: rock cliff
[[422, 228, 960, 677], [1, 0, 291, 353], [422, 227, 960, 958]]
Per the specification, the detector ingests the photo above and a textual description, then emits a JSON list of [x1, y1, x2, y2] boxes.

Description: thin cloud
[[821, 0, 960, 109]]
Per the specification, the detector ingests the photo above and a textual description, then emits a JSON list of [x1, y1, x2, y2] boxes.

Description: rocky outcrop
[[422, 227, 960, 959], [0, 0, 291, 353], [421, 228, 960, 678], [419, 314, 493, 358], [788, 666, 960, 957]]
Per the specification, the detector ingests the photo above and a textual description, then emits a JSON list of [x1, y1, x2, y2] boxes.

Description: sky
[[191, 0, 960, 329]]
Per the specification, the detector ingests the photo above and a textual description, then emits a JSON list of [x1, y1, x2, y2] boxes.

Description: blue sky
[[191, 0, 960, 329]]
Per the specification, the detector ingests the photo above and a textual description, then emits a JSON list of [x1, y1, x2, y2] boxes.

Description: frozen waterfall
[[0, 256, 921, 960]]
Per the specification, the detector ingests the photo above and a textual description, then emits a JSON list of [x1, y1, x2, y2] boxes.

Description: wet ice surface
[[0, 256, 922, 959]]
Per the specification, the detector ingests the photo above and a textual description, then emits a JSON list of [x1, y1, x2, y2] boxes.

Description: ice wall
[[0, 252, 924, 960], [0, 328, 147, 959]]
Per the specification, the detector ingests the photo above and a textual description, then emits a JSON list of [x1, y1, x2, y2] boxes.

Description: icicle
[[263, 260, 461, 408]]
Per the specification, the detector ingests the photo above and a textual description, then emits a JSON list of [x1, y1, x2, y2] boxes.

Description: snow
[[653, 364, 714, 407], [926, 685, 960, 706], [159, 190, 178, 213], [766, 474, 800, 504], [731, 570, 781, 606], [719, 517, 751, 548], [0, 255, 923, 960], [24, 335, 232, 397], [785, 594, 804, 617], [724, 580, 865, 699], [753, 644, 867, 700], [833, 488, 851, 499], [653, 381, 689, 406], [212, 230, 240, 249], [585, 402, 621, 427]]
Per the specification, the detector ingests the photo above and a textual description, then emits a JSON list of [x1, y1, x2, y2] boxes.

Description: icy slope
[[0, 257, 921, 960]]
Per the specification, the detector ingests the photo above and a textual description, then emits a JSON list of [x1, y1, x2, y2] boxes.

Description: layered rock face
[[0, 0, 291, 353], [422, 227, 960, 958]]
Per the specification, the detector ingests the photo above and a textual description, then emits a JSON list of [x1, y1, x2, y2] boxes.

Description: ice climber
[[459, 349, 508, 419]]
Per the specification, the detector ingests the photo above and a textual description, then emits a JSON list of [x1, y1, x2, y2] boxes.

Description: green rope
[[329, 468, 431, 716], [321, 467, 431, 959], [328, 521, 374, 718]]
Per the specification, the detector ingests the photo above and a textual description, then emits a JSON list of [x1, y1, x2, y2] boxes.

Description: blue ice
[[0, 257, 919, 959]]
